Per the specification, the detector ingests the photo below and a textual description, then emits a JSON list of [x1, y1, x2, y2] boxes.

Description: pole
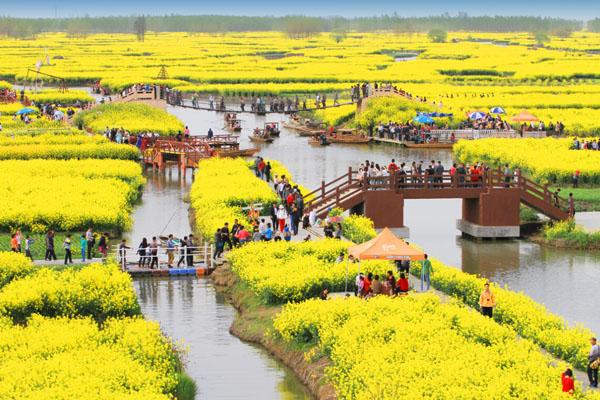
[[345, 258, 349, 293]]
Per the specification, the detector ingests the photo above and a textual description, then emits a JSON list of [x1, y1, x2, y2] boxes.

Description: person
[[98, 232, 108, 259], [178, 236, 188, 267], [283, 225, 292, 241], [355, 272, 364, 296], [137, 238, 148, 268], [420, 254, 433, 291], [263, 223, 274, 241], [561, 368, 575, 395], [334, 223, 343, 240], [221, 223, 232, 250], [14, 230, 22, 252], [149, 237, 159, 269], [10, 234, 18, 253], [63, 234, 73, 265], [385, 270, 396, 295], [236, 225, 250, 245], [503, 164, 512, 187], [213, 229, 223, 259], [362, 272, 373, 297], [164, 234, 176, 267], [80, 234, 87, 262], [572, 170, 580, 188], [569, 193, 575, 217], [335, 251, 345, 263], [588, 337, 600, 388], [85, 228, 95, 260], [320, 288, 329, 300], [479, 282, 496, 318], [24, 235, 34, 261], [186, 235, 195, 266], [118, 239, 131, 267], [371, 275, 382, 295], [396, 273, 409, 294], [276, 205, 288, 232]]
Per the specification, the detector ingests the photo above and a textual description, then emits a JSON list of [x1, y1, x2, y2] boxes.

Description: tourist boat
[[224, 113, 242, 132], [249, 132, 274, 143], [308, 138, 330, 146], [403, 142, 454, 149], [327, 129, 372, 144], [264, 122, 281, 137], [215, 147, 260, 158]]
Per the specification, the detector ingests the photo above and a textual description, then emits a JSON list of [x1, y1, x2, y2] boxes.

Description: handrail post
[[389, 171, 395, 191], [348, 166, 353, 186], [321, 180, 326, 199], [335, 186, 340, 204], [363, 172, 369, 192]]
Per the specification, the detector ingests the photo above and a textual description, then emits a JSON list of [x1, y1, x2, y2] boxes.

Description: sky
[[0, 0, 599, 20]]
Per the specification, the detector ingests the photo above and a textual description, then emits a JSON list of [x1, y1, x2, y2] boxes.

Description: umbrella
[[468, 111, 486, 120], [512, 111, 539, 122], [15, 107, 37, 115], [413, 115, 434, 124], [490, 107, 505, 114], [345, 228, 425, 292]]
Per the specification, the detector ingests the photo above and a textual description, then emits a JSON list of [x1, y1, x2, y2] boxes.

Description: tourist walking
[[213, 229, 223, 260], [276, 205, 288, 232], [98, 232, 108, 259], [63, 234, 73, 265], [588, 337, 600, 388], [479, 282, 496, 318], [118, 239, 131, 267], [420, 254, 433, 291], [45, 230, 56, 261]]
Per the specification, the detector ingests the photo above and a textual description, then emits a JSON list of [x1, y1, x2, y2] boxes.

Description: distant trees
[[133, 16, 146, 41], [0, 15, 586, 38], [589, 19, 600, 33], [533, 32, 550, 46], [428, 29, 447, 43]]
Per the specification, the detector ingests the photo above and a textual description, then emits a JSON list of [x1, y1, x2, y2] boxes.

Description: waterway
[[168, 105, 600, 335]]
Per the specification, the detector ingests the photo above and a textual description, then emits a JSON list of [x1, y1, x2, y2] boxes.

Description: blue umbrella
[[468, 111, 486, 120], [15, 107, 37, 115], [414, 115, 434, 124], [490, 107, 505, 114]]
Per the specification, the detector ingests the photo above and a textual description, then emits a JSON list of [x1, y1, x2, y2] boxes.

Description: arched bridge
[[304, 168, 571, 238]]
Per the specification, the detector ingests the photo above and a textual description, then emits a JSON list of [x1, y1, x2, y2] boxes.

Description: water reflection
[[134, 277, 311, 400]]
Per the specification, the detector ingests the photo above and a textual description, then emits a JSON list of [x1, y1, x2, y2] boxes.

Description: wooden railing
[[304, 167, 570, 220]]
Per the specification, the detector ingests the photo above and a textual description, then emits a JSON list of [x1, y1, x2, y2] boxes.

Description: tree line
[[0, 14, 588, 39]]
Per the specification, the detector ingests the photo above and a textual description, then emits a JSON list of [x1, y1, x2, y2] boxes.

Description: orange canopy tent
[[348, 228, 425, 261], [512, 111, 539, 122]]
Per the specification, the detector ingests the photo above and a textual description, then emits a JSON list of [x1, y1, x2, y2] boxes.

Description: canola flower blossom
[[273, 294, 598, 399]]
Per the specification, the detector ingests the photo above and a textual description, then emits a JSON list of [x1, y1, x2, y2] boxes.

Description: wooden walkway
[[172, 99, 357, 114]]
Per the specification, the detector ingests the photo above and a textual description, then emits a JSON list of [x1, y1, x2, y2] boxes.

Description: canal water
[[168, 105, 600, 335], [130, 168, 311, 400]]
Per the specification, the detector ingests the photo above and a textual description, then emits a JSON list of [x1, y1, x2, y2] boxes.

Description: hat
[[278, 205, 284, 209]]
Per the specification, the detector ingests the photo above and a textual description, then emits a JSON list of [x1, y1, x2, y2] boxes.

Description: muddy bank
[[211, 263, 336, 400]]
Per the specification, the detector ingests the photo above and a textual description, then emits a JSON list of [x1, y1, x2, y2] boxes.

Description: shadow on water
[[168, 105, 600, 334]]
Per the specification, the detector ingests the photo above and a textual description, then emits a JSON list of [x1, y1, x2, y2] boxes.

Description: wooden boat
[[404, 142, 454, 149], [249, 133, 274, 143], [215, 147, 260, 158], [308, 138, 330, 146], [264, 122, 281, 137]]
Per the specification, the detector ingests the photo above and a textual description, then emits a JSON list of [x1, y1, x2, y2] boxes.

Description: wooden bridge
[[304, 168, 571, 238], [142, 135, 257, 173]]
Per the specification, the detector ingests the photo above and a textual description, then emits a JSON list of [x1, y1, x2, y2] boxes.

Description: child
[[80, 234, 88, 262]]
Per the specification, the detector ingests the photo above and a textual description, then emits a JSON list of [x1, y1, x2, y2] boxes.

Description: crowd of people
[[572, 137, 600, 151], [130, 234, 198, 269]]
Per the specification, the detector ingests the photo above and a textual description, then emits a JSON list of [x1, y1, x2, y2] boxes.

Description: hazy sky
[[1, 0, 599, 19]]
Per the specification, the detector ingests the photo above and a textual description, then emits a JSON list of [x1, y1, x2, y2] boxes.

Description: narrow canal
[[129, 169, 311, 400]]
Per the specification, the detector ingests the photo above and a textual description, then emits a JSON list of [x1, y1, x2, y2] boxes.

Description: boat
[[403, 142, 454, 149], [224, 113, 242, 132], [249, 131, 274, 143], [264, 122, 281, 137], [215, 147, 260, 158], [308, 138, 330, 146], [327, 130, 371, 144]]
